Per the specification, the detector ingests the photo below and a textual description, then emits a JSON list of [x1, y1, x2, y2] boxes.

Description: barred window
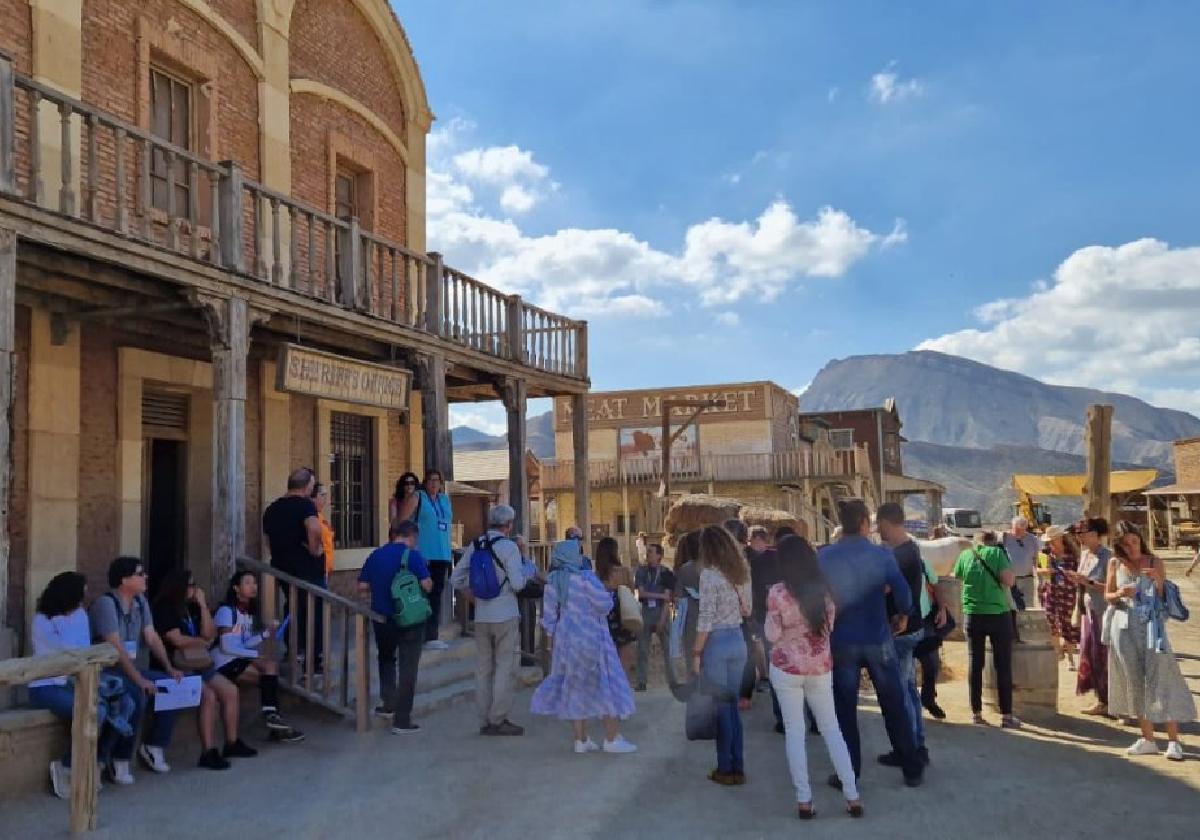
[[330, 412, 374, 549], [829, 428, 855, 451]]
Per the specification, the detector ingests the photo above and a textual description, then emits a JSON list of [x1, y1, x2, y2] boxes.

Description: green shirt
[[952, 545, 1011, 615]]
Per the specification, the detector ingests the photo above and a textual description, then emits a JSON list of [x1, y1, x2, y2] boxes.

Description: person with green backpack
[[357, 520, 432, 734]]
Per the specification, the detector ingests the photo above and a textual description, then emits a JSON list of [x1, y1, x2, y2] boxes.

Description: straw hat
[[1041, 524, 1067, 543]]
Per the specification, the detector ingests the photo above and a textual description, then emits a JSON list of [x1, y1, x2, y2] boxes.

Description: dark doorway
[[145, 438, 187, 600]]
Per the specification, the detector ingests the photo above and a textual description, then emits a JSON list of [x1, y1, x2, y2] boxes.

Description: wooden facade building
[[0, 0, 592, 657]]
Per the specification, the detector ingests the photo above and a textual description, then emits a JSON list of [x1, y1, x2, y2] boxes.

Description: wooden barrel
[[935, 577, 965, 641], [983, 609, 1058, 719]]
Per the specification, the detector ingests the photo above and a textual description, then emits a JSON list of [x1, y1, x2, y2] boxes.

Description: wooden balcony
[[540, 445, 872, 491], [0, 60, 586, 384]]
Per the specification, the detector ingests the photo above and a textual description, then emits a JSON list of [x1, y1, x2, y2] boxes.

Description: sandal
[[846, 801, 864, 819], [797, 803, 815, 820]]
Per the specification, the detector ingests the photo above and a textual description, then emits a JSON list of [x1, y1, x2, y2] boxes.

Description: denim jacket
[[97, 674, 137, 736], [1132, 578, 1171, 653]]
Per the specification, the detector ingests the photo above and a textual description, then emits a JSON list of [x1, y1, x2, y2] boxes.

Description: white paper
[[153, 675, 203, 711]]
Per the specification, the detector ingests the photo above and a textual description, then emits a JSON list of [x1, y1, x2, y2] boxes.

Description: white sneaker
[[573, 738, 600, 754], [424, 640, 450, 651], [108, 760, 134, 785], [602, 735, 638, 754], [138, 744, 170, 773], [1127, 738, 1159, 756], [49, 760, 69, 799], [1165, 741, 1185, 761]]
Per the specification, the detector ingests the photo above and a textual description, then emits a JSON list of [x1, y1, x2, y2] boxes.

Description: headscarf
[[549, 539, 586, 608]]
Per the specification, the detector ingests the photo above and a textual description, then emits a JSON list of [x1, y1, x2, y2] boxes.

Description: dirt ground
[[6, 560, 1199, 839]]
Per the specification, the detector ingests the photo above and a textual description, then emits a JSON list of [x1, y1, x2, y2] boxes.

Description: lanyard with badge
[[109, 593, 141, 658], [429, 491, 449, 533]]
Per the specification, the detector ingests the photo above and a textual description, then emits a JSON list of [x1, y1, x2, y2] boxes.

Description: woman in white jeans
[[765, 535, 862, 819]]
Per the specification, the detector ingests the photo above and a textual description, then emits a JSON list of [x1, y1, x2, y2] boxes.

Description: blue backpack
[[468, 536, 509, 600]]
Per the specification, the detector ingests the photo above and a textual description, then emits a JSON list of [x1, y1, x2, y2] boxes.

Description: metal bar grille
[[330, 411, 374, 549]]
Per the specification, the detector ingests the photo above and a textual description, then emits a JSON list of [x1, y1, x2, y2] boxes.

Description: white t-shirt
[[30, 609, 92, 687], [212, 604, 263, 668]]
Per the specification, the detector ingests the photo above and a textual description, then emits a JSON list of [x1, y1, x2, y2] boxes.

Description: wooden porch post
[[1084, 404, 1113, 523], [418, 353, 452, 480], [0, 53, 15, 195], [199, 295, 254, 592], [502, 377, 529, 538], [571, 393, 590, 544], [0, 228, 13, 634]]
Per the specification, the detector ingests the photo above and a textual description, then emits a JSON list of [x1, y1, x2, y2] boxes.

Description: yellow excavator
[[1011, 470, 1159, 532]]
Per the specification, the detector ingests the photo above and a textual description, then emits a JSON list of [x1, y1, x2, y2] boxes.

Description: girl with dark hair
[[29, 572, 129, 798], [414, 470, 453, 650], [1105, 523, 1194, 761], [595, 537, 637, 671], [1071, 518, 1112, 714], [693, 525, 751, 786], [389, 472, 421, 525], [152, 569, 254, 769], [212, 571, 305, 745], [765, 537, 861, 818]]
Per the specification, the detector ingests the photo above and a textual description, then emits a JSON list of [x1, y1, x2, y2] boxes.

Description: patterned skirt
[[1042, 578, 1080, 646], [1076, 608, 1107, 703]]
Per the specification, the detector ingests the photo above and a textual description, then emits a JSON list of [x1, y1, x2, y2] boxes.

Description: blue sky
[[396, 2, 1200, 433]]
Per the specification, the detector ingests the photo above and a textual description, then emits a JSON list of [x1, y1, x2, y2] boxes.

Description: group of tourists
[[25, 461, 1196, 815], [28, 559, 303, 798]]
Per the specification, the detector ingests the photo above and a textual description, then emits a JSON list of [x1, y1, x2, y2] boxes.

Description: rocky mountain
[[802, 350, 1200, 517], [451, 410, 555, 458]]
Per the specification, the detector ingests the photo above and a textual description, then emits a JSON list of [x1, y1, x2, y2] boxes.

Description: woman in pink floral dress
[[765, 535, 862, 819]]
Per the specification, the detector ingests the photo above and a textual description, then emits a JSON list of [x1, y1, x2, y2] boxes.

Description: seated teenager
[[29, 572, 133, 798], [212, 570, 304, 743], [89, 556, 183, 783], [152, 569, 258, 769]]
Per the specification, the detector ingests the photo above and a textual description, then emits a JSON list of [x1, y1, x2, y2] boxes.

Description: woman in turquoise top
[[415, 470, 453, 650]]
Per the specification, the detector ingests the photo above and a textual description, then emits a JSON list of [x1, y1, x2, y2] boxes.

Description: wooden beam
[[503, 377, 529, 537], [69, 664, 100, 833], [0, 228, 13, 631], [0, 643, 117, 685], [419, 353, 452, 481], [571, 393, 590, 544], [1083, 404, 1113, 522]]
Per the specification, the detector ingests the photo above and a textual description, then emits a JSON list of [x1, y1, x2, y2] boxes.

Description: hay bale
[[739, 506, 802, 536], [664, 493, 743, 537]]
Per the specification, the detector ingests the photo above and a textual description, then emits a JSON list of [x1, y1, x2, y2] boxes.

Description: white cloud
[[427, 121, 905, 318], [715, 311, 740, 327], [869, 63, 924, 104], [499, 185, 536, 214], [919, 238, 1200, 414], [791, 382, 811, 397]]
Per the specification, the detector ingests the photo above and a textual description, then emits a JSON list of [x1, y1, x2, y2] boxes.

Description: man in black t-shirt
[[877, 502, 930, 767], [262, 467, 325, 673]]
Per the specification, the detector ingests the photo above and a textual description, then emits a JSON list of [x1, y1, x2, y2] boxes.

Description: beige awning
[[883, 473, 945, 495], [1011, 469, 1158, 497], [1144, 483, 1200, 496]]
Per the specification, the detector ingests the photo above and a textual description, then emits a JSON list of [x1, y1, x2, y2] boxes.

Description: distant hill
[[802, 350, 1198, 514], [451, 411, 555, 458], [802, 350, 1200, 469]]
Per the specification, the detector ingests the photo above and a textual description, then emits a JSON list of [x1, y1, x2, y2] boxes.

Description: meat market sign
[[555, 384, 768, 431], [276, 344, 411, 411]]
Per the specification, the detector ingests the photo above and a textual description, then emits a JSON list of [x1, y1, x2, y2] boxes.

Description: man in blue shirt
[[818, 500, 924, 788], [358, 520, 432, 734]]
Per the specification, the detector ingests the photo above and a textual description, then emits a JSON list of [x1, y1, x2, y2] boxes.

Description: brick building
[[0, 0, 592, 657]]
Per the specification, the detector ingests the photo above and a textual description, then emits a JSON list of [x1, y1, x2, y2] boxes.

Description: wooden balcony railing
[[540, 446, 871, 491], [0, 60, 587, 381]]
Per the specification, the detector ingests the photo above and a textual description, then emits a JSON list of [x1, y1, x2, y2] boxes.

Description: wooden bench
[[0, 644, 118, 833]]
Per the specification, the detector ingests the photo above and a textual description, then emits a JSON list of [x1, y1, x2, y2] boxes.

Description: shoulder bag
[[617, 584, 643, 633]]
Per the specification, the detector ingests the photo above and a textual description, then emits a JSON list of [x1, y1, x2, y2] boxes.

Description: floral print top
[[764, 582, 836, 676]]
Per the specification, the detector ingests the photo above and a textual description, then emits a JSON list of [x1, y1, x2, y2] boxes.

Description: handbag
[[172, 645, 214, 672], [617, 584, 643, 634], [685, 677, 718, 741]]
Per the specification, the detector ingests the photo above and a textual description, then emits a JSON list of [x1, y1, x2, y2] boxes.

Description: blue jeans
[[831, 641, 922, 779], [106, 668, 178, 759], [892, 628, 926, 752], [28, 683, 115, 767], [702, 627, 747, 774]]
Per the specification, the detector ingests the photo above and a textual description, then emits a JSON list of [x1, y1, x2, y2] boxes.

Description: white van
[[942, 508, 984, 542]]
